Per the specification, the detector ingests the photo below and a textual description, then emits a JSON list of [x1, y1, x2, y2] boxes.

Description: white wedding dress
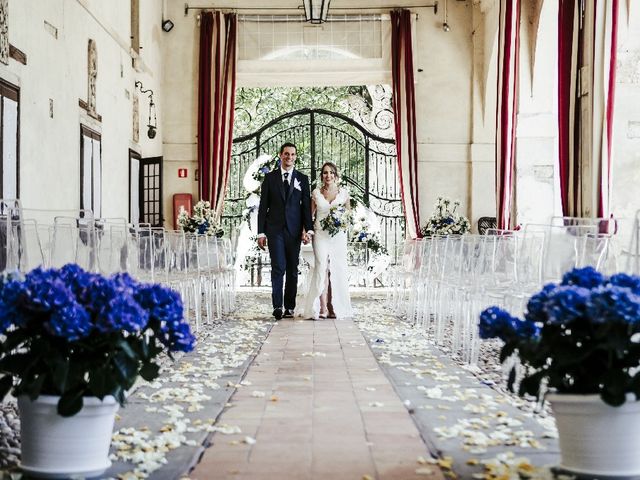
[[302, 187, 354, 319]]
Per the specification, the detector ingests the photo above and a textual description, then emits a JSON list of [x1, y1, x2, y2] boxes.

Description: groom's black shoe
[[273, 308, 283, 320], [283, 309, 294, 318]]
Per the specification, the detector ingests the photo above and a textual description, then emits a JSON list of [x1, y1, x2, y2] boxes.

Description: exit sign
[[178, 168, 188, 178]]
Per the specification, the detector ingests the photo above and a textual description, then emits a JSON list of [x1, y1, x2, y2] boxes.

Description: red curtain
[[197, 11, 237, 218], [495, 0, 521, 230], [557, 0, 579, 217], [557, 0, 619, 218], [598, 0, 619, 218], [390, 9, 421, 239]]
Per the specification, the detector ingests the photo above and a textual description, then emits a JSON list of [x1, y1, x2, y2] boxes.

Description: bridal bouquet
[[420, 197, 470, 237], [320, 206, 352, 237], [178, 200, 224, 237]]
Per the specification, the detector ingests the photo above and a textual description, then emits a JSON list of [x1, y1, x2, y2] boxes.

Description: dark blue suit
[[257, 169, 313, 310]]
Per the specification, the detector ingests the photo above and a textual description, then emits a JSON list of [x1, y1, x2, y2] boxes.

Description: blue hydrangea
[[479, 307, 517, 340], [110, 272, 140, 295], [514, 319, 541, 339], [608, 273, 640, 295], [59, 263, 95, 297], [82, 276, 119, 312], [525, 283, 555, 324], [197, 222, 209, 235], [95, 296, 149, 333], [544, 286, 591, 325], [561, 266, 605, 289], [159, 320, 196, 352], [0, 279, 27, 332], [587, 285, 640, 324], [45, 302, 92, 341], [136, 284, 184, 324], [23, 268, 76, 313]]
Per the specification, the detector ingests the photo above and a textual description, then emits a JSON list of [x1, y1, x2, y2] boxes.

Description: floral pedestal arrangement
[[19, 395, 119, 478], [480, 267, 640, 477]]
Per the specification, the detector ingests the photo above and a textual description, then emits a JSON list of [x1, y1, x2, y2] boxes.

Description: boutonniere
[[293, 178, 302, 191]]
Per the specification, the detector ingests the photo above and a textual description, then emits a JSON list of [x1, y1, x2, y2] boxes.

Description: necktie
[[283, 172, 290, 189]]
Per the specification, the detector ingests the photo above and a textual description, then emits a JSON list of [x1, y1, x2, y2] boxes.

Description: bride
[[303, 162, 354, 320]]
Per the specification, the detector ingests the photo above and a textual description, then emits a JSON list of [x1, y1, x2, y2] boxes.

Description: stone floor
[[190, 317, 444, 480]]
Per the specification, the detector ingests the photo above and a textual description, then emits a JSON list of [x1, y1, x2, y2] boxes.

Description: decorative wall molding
[[88, 39, 98, 116], [9, 44, 26, 65], [0, 0, 8, 65], [133, 94, 140, 143]]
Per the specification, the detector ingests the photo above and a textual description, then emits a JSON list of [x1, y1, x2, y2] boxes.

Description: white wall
[[162, 1, 200, 229], [413, 1, 475, 229], [611, 5, 640, 223], [1, 0, 163, 219]]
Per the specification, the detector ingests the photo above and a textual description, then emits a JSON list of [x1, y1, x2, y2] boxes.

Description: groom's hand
[[257, 237, 267, 250]]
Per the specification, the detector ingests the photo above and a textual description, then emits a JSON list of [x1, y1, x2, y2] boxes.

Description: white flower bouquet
[[177, 200, 224, 237], [350, 203, 387, 255], [420, 197, 470, 237]]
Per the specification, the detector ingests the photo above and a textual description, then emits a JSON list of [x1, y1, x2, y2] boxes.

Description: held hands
[[302, 231, 313, 244]]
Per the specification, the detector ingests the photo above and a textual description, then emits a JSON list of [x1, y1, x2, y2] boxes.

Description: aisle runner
[[353, 297, 561, 479], [191, 312, 444, 480], [105, 294, 274, 479]]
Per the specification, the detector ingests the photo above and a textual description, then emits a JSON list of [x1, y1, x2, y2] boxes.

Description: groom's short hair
[[279, 142, 297, 154]]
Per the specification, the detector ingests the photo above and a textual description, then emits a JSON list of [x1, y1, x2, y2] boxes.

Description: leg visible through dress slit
[[319, 259, 334, 318]]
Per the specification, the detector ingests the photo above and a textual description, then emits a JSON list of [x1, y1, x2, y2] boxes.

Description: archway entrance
[[223, 106, 403, 253]]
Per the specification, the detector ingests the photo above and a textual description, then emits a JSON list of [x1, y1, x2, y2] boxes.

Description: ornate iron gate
[[223, 108, 404, 252]]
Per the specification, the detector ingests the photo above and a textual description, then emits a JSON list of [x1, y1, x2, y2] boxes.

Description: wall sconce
[[442, 0, 451, 31], [162, 19, 175, 32], [135, 81, 157, 139], [303, 0, 330, 24]]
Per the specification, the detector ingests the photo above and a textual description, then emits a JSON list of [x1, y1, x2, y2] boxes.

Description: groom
[[257, 143, 313, 320]]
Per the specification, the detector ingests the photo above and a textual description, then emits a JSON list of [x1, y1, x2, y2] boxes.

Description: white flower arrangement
[[350, 202, 387, 255], [177, 200, 224, 237], [420, 197, 470, 237], [242, 154, 279, 193]]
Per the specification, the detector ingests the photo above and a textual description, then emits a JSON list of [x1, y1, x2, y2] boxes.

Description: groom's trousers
[[267, 229, 301, 310]]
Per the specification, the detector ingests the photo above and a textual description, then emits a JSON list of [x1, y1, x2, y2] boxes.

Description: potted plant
[[479, 266, 640, 476], [0, 264, 196, 478]]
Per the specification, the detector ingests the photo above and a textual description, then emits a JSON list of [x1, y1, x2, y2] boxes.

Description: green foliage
[[234, 87, 355, 138]]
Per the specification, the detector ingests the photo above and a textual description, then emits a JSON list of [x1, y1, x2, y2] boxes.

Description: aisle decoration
[[242, 153, 279, 195], [178, 200, 224, 237], [0, 264, 195, 477], [420, 197, 470, 236], [479, 266, 640, 476], [350, 203, 387, 255]]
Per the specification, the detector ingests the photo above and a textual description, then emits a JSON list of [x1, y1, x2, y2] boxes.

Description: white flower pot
[[18, 395, 119, 479], [548, 393, 640, 476]]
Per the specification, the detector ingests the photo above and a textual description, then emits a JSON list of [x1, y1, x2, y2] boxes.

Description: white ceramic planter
[[548, 393, 640, 477], [18, 395, 119, 479]]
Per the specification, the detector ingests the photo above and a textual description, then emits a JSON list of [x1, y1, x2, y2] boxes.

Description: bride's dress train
[[302, 187, 354, 320]]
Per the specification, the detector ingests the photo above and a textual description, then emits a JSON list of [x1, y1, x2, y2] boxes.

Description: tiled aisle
[[191, 318, 444, 480]]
